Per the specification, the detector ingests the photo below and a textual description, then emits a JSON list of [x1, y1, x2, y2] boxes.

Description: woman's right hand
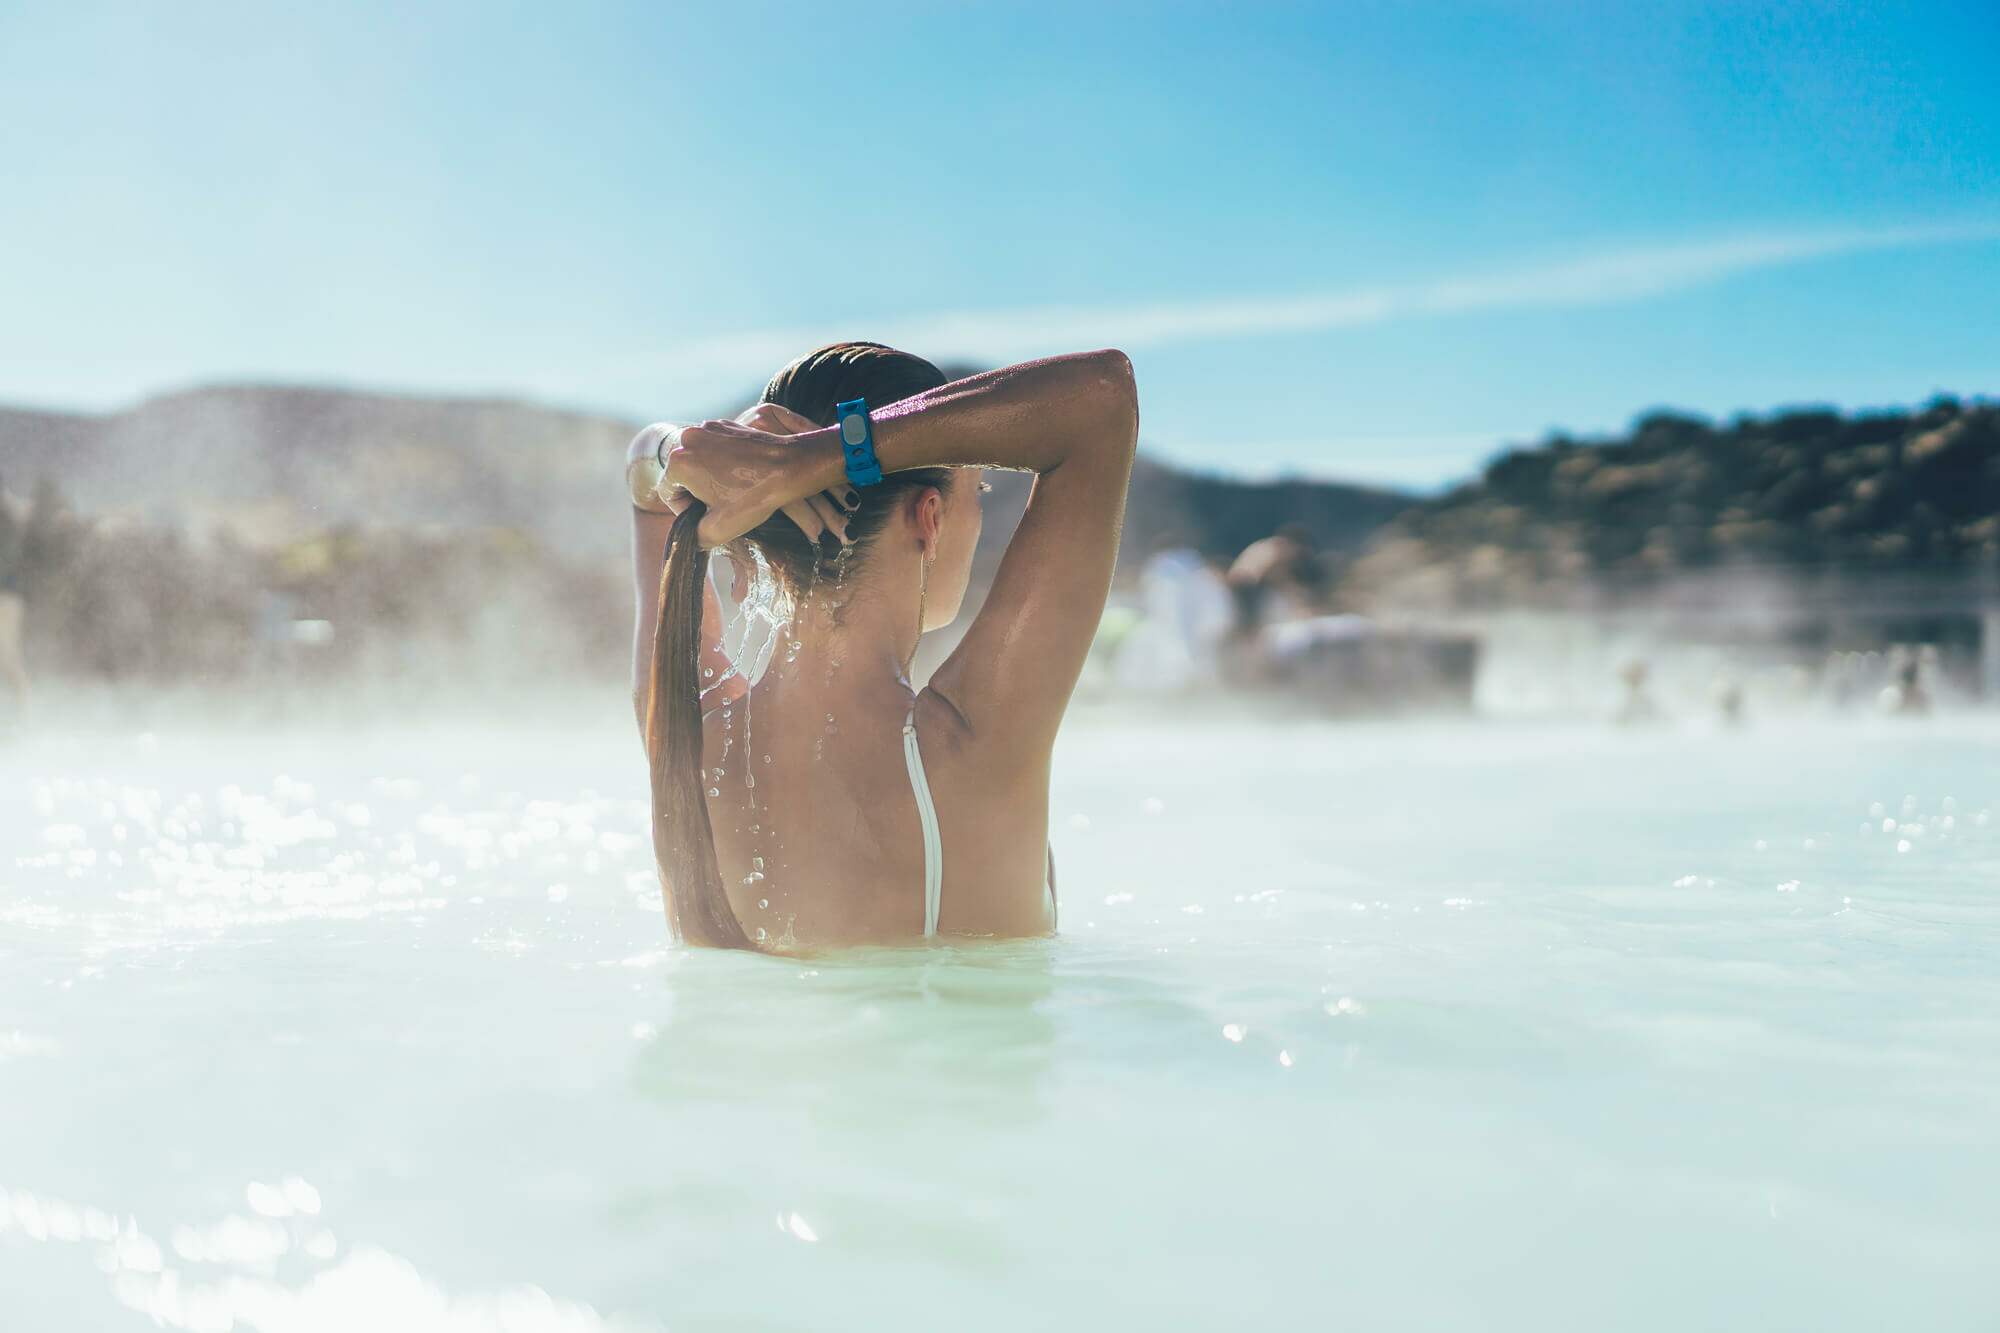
[[660, 407, 855, 549]]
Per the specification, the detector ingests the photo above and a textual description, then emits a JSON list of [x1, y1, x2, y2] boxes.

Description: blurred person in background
[[1879, 645, 1933, 716], [1226, 523, 1324, 632], [1615, 657, 1661, 725], [1713, 675, 1746, 728], [1112, 531, 1235, 693]]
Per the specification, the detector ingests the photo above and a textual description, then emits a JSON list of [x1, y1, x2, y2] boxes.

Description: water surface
[[3, 709, 1996, 1329]]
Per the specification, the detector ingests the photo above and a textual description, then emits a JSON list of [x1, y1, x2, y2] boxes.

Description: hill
[[0, 382, 1410, 684], [1346, 397, 2000, 611], [0, 382, 1408, 569]]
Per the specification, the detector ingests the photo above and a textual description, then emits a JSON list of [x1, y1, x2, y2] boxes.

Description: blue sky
[[2, 0, 1995, 488]]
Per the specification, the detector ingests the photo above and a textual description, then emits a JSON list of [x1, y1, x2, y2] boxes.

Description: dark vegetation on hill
[[1347, 397, 2000, 611], [0, 383, 1407, 685]]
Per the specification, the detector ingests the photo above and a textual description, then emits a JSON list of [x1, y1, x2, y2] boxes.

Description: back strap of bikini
[[902, 708, 943, 938]]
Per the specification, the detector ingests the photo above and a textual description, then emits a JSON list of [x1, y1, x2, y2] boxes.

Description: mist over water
[[4, 699, 1996, 1330]]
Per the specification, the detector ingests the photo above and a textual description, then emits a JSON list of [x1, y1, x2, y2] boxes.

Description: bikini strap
[[901, 704, 944, 938]]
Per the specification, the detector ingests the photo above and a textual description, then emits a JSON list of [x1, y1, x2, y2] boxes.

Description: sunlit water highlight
[[3, 710, 1997, 1329]]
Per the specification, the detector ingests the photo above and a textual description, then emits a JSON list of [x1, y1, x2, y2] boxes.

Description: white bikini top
[[902, 705, 1056, 938]]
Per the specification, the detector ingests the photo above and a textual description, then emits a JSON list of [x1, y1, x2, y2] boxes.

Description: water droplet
[[752, 856, 764, 870], [702, 667, 714, 678], [826, 713, 835, 723], [762, 754, 771, 764], [707, 787, 720, 798], [755, 927, 768, 942], [745, 774, 755, 789], [758, 898, 769, 909]]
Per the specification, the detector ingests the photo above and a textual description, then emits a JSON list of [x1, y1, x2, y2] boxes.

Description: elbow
[[1087, 348, 1140, 452], [627, 424, 670, 507], [628, 423, 668, 457], [628, 423, 679, 477]]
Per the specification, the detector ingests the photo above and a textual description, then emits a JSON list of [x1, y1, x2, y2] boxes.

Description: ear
[[911, 485, 946, 557]]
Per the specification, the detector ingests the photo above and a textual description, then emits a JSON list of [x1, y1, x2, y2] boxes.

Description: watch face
[[840, 414, 868, 447]]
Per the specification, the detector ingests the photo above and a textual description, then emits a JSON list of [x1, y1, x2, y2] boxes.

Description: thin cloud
[[584, 219, 1999, 404]]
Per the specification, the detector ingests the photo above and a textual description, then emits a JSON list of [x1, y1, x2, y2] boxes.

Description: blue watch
[[835, 397, 884, 487]]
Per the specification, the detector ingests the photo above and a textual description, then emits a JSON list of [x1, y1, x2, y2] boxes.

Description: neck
[[769, 549, 926, 705]]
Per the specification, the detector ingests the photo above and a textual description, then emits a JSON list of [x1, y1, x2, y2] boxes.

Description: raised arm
[[758, 348, 1140, 766], [627, 425, 744, 735], [883, 351, 1139, 765]]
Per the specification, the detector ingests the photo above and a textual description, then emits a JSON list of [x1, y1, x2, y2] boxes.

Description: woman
[[626, 343, 1138, 950]]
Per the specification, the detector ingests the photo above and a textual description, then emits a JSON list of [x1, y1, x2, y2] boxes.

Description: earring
[[904, 552, 935, 681]]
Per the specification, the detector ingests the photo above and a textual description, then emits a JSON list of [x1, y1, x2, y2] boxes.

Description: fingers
[[779, 499, 825, 545], [779, 495, 855, 549], [658, 427, 696, 498], [804, 493, 850, 545], [660, 421, 739, 504]]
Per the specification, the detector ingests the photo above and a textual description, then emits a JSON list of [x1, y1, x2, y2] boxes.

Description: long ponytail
[[647, 501, 754, 949]]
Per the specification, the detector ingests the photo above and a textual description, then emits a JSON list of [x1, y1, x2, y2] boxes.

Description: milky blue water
[[3, 709, 1997, 1330]]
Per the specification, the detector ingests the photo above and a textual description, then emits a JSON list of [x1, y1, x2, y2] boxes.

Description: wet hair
[[647, 341, 959, 949]]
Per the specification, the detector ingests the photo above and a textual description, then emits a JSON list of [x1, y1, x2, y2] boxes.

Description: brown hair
[[647, 342, 959, 948]]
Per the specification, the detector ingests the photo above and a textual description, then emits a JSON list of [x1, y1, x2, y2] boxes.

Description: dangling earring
[[917, 552, 930, 624], [905, 550, 934, 681]]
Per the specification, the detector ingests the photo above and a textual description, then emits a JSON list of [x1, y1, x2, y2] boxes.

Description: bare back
[[698, 677, 1056, 946]]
